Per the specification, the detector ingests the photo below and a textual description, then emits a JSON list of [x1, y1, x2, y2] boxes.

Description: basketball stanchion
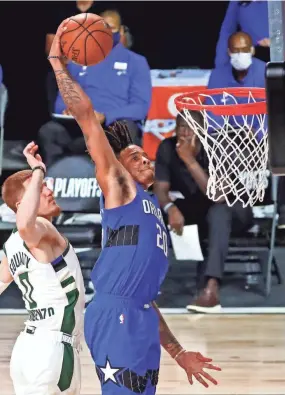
[[265, 62, 285, 175], [175, 87, 268, 208]]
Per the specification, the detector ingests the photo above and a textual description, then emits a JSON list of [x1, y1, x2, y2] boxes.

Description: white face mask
[[230, 52, 252, 71]]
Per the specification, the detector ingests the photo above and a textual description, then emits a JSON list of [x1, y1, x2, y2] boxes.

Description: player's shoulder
[[3, 227, 22, 253]]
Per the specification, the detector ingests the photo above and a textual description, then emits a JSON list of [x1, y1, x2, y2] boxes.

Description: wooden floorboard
[[1, 314, 285, 394]]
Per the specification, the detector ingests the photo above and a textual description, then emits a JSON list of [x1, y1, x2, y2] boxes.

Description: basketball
[[60, 13, 113, 66]]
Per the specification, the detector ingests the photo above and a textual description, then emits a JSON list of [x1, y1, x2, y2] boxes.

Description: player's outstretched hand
[[23, 142, 46, 174], [48, 18, 70, 60], [176, 351, 221, 388]]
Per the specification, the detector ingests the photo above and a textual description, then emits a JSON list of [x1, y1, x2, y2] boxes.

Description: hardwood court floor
[[1, 314, 285, 395]]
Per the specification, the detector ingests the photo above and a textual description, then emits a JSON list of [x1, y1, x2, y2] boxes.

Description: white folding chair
[[0, 84, 8, 176]]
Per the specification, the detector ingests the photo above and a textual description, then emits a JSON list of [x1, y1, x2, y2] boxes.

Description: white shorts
[[10, 326, 81, 395]]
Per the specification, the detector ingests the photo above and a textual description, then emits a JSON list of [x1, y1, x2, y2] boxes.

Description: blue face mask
[[112, 31, 121, 47]]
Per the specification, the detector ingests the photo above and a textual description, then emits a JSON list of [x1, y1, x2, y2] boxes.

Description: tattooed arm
[[153, 302, 222, 387], [48, 20, 135, 202], [152, 302, 184, 359], [48, 60, 117, 173]]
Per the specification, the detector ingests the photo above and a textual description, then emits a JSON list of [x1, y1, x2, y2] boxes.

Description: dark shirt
[[155, 136, 209, 203]]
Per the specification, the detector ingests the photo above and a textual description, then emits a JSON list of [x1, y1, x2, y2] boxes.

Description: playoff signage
[[46, 177, 100, 199], [45, 155, 101, 213]]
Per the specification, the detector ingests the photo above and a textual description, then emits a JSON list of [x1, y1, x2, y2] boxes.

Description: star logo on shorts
[[96, 357, 124, 386]]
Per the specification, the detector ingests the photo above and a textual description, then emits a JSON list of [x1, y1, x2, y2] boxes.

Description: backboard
[[266, 1, 285, 174]]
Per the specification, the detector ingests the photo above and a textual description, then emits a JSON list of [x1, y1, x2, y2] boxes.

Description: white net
[[177, 90, 268, 208]]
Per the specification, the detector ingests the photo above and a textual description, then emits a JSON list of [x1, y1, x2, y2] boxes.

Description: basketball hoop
[[175, 87, 268, 208]]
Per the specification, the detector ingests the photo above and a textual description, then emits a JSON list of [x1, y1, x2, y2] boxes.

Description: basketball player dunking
[[48, 20, 221, 394], [0, 142, 85, 395]]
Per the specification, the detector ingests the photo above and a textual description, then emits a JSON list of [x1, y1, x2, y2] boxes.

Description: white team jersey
[[4, 229, 85, 337]]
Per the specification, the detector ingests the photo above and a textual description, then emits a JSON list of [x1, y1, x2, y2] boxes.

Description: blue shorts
[[84, 293, 161, 395]]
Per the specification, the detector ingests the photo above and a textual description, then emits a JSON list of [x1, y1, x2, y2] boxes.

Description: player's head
[[228, 31, 254, 71], [105, 121, 154, 189], [175, 110, 204, 141], [2, 170, 61, 217], [101, 9, 123, 47]]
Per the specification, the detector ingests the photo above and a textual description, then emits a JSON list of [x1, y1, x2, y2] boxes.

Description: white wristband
[[174, 348, 186, 360], [163, 202, 174, 214]]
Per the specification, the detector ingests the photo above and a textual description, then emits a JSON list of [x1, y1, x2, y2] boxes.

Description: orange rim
[[175, 87, 267, 116]]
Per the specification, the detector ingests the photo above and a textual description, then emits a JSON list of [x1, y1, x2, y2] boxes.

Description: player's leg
[[143, 311, 161, 395], [62, 348, 81, 395], [85, 301, 161, 394], [10, 333, 27, 395], [20, 330, 63, 394], [11, 329, 79, 395]]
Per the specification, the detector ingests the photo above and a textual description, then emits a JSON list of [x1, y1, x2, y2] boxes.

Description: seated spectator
[[215, 0, 269, 67], [210, 32, 266, 90], [39, 9, 151, 167], [207, 31, 266, 133], [154, 111, 253, 312], [120, 24, 134, 50], [101, 9, 134, 50]]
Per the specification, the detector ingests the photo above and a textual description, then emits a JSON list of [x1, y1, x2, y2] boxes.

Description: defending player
[[48, 20, 221, 394], [0, 142, 85, 395]]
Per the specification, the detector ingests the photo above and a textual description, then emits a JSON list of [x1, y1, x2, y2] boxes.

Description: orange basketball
[[60, 13, 113, 66]]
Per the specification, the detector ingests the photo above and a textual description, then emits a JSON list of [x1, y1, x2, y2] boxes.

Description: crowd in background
[[0, 1, 281, 311]]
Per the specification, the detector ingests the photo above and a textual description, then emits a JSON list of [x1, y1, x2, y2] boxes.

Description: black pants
[[172, 199, 253, 284], [38, 118, 142, 167]]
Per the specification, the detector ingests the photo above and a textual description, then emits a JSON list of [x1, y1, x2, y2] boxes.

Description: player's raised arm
[[15, 143, 58, 248], [0, 256, 13, 294], [48, 20, 129, 198]]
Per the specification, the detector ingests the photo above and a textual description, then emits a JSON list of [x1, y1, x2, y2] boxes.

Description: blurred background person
[[210, 32, 266, 90], [45, 1, 101, 55], [101, 9, 134, 50], [206, 31, 266, 134], [120, 24, 134, 50], [215, 0, 269, 67], [45, 1, 133, 55], [154, 111, 253, 312]]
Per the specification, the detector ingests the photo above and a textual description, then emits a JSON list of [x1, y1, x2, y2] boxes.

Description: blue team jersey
[[91, 183, 169, 303]]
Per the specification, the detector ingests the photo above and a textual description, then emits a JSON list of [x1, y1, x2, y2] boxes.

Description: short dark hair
[[176, 109, 204, 129], [105, 121, 134, 155]]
